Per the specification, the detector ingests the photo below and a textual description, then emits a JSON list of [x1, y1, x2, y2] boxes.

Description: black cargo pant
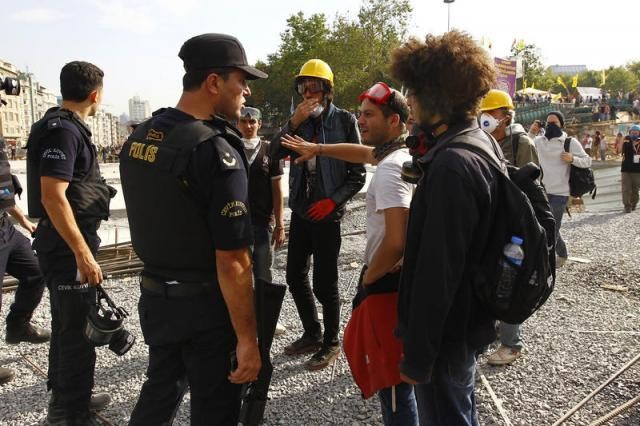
[[129, 282, 241, 426], [0, 219, 44, 324], [286, 212, 341, 346], [33, 220, 100, 414]]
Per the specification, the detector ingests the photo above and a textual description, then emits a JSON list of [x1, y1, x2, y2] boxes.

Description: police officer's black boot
[[47, 391, 112, 424], [0, 366, 15, 385], [6, 319, 51, 344]]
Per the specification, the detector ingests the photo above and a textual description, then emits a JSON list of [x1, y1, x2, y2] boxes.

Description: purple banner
[[494, 57, 517, 97]]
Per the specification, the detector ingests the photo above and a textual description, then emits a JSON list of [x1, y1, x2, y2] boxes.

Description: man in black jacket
[[271, 59, 366, 370], [390, 31, 499, 425]]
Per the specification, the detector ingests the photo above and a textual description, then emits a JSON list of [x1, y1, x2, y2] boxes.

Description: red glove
[[306, 198, 336, 222]]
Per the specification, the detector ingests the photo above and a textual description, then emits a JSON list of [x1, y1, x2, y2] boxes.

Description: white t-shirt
[[364, 149, 414, 265]]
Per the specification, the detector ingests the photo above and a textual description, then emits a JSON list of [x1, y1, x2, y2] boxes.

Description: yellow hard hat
[[480, 89, 515, 111], [296, 59, 334, 87]]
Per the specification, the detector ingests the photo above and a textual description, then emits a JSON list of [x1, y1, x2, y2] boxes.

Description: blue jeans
[[547, 194, 568, 258], [252, 224, 274, 283], [378, 383, 418, 426], [499, 321, 523, 350], [414, 346, 478, 426]]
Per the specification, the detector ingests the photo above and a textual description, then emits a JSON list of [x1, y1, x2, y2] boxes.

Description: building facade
[[128, 96, 150, 122]]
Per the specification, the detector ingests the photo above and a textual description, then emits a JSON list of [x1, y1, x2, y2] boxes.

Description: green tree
[[249, 0, 412, 125], [626, 60, 640, 82], [511, 43, 545, 90], [603, 66, 639, 94]]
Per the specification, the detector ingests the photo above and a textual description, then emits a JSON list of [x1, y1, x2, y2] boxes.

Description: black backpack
[[564, 138, 597, 199], [448, 133, 556, 324]]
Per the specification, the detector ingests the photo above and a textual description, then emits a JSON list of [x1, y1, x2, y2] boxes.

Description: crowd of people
[[1, 29, 639, 426]]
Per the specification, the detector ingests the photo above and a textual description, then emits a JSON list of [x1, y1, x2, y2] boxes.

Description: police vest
[[120, 115, 245, 283], [0, 146, 16, 211], [26, 108, 115, 220]]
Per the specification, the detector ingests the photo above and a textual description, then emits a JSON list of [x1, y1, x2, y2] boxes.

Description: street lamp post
[[444, 0, 455, 32]]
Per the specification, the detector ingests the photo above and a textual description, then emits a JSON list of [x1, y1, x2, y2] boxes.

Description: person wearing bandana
[[237, 106, 287, 336], [620, 124, 640, 213], [534, 111, 592, 267]]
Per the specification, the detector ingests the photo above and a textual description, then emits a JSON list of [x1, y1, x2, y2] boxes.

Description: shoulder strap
[[448, 133, 508, 176]]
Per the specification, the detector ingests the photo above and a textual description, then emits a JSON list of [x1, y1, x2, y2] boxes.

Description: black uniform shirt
[[154, 108, 253, 250], [38, 113, 94, 182]]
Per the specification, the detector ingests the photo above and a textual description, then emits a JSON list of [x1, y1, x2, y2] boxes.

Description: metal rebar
[[478, 367, 513, 426], [588, 394, 640, 426], [553, 352, 640, 425]]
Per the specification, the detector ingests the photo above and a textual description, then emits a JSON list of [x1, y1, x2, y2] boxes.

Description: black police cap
[[179, 33, 267, 80]]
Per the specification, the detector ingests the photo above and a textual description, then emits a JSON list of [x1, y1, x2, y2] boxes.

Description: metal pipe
[[553, 352, 640, 425]]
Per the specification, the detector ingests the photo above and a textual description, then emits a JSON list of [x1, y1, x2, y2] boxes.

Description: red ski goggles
[[358, 82, 393, 105]]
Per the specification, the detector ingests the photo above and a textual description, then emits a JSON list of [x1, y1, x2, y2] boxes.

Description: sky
[[4, 0, 638, 116]]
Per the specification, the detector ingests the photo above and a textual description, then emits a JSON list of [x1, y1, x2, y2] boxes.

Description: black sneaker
[[284, 333, 322, 355], [304, 344, 340, 371], [0, 366, 15, 385], [6, 322, 51, 344]]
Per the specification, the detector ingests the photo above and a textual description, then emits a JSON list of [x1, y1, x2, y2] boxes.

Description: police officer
[[120, 33, 266, 425], [26, 61, 114, 425], [0, 137, 50, 386]]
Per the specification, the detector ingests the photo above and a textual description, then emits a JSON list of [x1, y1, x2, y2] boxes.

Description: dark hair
[[378, 89, 410, 123], [183, 67, 231, 91], [60, 61, 104, 102], [390, 30, 496, 124]]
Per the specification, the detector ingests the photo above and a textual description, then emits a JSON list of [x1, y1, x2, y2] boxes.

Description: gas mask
[[84, 285, 135, 356], [400, 120, 444, 184]]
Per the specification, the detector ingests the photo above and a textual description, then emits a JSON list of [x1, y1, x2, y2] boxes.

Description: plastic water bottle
[[496, 236, 524, 304], [503, 236, 524, 266]]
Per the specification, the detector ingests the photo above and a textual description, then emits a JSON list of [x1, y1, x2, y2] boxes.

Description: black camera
[[0, 75, 20, 107], [84, 285, 135, 356]]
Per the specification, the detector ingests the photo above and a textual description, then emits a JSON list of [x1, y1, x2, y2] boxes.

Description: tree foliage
[[249, 0, 412, 125]]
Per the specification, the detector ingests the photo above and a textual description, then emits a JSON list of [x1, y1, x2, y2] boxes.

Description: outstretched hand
[[281, 134, 319, 164]]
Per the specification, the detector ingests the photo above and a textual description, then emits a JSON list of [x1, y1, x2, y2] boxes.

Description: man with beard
[[121, 34, 266, 424], [282, 82, 417, 424]]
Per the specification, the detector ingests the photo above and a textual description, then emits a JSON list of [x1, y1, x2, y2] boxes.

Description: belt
[[40, 217, 101, 231], [141, 275, 211, 297]]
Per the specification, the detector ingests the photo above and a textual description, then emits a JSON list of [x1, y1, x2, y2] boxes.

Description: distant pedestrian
[[534, 111, 592, 267], [621, 124, 640, 213]]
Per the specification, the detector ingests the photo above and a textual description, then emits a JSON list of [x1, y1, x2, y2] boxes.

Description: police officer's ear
[[257, 119, 263, 131], [205, 72, 226, 95], [88, 87, 102, 105]]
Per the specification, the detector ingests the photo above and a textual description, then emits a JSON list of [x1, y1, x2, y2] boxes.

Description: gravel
[[1, 202, 638, 425]]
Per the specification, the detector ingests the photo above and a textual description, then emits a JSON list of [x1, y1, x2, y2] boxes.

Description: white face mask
[[242, 138, 260, 149], [479, 113, 502, 134], [310, 104, 324, 118]]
